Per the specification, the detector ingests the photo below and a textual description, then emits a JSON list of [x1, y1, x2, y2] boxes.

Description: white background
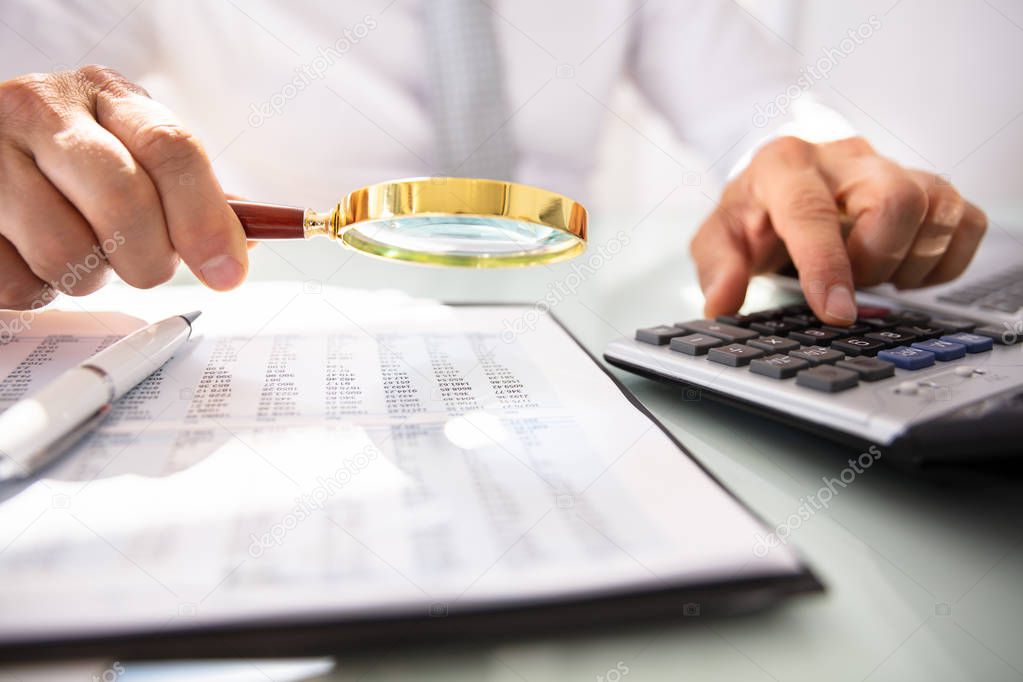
[[596, 0, 1023, 231]]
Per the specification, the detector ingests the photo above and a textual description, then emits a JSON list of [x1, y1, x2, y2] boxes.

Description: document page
[[0, 285, 803, 642]]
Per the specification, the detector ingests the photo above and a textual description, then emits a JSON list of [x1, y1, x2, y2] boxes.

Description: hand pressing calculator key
[[605, 297, 1023, 469]]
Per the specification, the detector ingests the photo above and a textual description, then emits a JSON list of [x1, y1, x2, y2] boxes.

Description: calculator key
[[749, 354, 810, 379], [832, 336, 886, 357], [796, 365, 859, 392], [781, 303, 812, 315], [877, 346, 936, 370], [822, 322, 869, 336], [895, 325, 941, 340], [750, 320, 800, 336], [911, 338, 967, 361], [857, 306, 891, 319], [715, 313, 763, 327], [677, 319, 759, 343], [636, 325, 689, 345], [782, 314, 819, 328], [756, 307, 787, 320], [859, 316, 899, 330], [974, 325, 1021, 345], [836, 356, 896, 381], [865, 330, 918, 348], [748, 335, 800, 353], [669, 333, 725, 356], [707, 343, 766, 367], [930, 318, 976, 333], [789, 345, 845, 366], [893, 309, 931, 324], [939, 333, 993, 353], [789, 328, 841, 346]]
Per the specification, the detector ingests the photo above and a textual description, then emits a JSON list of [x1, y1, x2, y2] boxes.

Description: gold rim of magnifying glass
[[303, 177, 588, 268]]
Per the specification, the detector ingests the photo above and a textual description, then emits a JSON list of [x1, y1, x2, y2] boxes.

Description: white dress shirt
[[0, 0, 853, 207], [0, 0, 862, 300]]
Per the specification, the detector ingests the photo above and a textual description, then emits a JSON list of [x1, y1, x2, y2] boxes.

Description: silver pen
[[0, 311, 200, 481]]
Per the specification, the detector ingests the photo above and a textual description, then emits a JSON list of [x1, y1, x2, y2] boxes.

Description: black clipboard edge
[[0, 304, 822, 662], [1, 571, 821, 662]]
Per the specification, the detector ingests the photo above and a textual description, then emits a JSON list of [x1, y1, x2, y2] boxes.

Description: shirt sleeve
[[627, 0, 856, 179], [0, 0, 159, 83]]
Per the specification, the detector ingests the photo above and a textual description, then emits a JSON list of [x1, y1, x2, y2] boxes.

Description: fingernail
[[932, 196, 964, 228], [824, 284, 857, 323], [199, 255, 244, 290]]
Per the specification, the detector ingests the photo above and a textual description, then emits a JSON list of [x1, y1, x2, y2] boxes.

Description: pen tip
[[180, 311, 202, 324]]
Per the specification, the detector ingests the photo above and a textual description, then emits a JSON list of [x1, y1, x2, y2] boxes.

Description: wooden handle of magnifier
[[228, 200, 306, 239]]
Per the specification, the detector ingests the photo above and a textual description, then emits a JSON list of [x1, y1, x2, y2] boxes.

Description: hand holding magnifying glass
[[0, 67, 589, 312], [229, 177, 588, 267]]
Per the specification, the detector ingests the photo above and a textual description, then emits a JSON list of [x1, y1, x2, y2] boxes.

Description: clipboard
[[0, 291, 821, 661]]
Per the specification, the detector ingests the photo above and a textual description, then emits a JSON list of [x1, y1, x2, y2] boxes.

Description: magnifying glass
[[228, 177, 587, 267]]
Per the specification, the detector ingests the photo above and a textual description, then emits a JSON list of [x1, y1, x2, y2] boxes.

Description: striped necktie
[[424, 0, 518, 180]]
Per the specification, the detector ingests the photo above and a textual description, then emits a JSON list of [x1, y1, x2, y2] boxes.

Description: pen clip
[[0, 404, 112, 482]]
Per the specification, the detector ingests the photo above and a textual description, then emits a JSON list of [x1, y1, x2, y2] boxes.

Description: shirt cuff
[[727, 95, 859, 180]]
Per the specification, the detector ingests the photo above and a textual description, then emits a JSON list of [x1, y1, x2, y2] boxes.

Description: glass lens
[[341, 215, 584, 266]]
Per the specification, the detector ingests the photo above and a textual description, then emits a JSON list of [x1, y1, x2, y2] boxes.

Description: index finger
[[92, 74, 248, 290], [751, 138, 857, 325]]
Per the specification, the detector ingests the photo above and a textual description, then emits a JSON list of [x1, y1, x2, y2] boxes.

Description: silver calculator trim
[[604, 336, 1023, 447]]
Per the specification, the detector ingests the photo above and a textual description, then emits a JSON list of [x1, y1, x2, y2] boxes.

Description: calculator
[[604, 280, 1023, 469]]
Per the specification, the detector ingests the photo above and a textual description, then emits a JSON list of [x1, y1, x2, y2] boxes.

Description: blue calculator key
[[877, 346, 935, 370], [940, 333, 993, 353], [911, 338, 966, 361]]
